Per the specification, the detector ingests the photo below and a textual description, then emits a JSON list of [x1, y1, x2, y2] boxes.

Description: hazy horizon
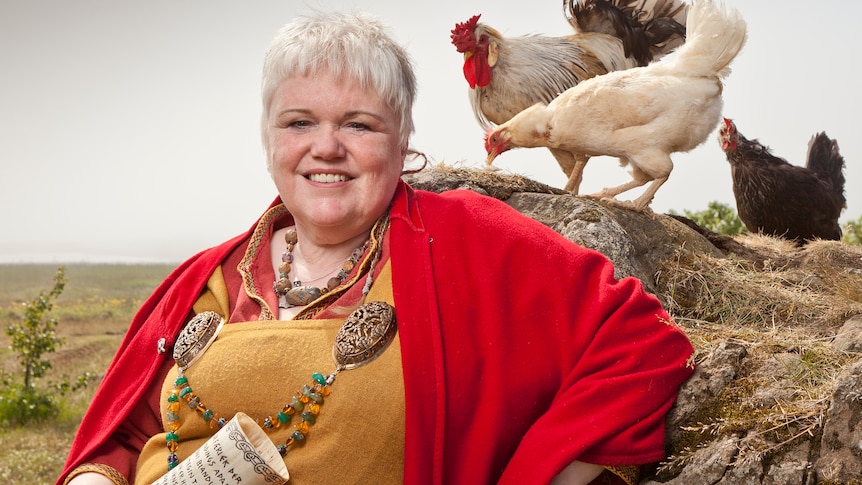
[[3, 0, 859, 264]]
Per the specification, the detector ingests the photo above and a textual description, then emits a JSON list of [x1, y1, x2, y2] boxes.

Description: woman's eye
[[346, 122, 370, 131], [290, 120, 313, 129]]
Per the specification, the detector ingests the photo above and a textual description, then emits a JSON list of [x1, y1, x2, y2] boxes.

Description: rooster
[[718, 118, 846, 243], [483, 0, 747, 212], [450, 0, 688, 193]]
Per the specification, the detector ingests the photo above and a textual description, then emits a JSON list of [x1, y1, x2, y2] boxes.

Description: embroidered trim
[[606, 465, 639, 485], [293, 212, 389, 320], [237, 203, 389, 321], [237, 204, 290, 320], [63, 463, 129, 485]]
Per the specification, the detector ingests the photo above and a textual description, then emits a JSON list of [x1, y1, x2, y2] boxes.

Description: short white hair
[[261, 11, 417, 157]]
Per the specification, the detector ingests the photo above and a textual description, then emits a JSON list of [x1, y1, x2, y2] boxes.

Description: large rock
[[404, 166, 722, 296], [404, 165, 862, 484], [643, 436, 741, 485], [833, 314, 862, 353], [815, 359, 862, 482], [665, 342, 747, 444]]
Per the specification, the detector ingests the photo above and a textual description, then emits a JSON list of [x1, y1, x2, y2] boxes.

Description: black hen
[[718, 118, 846, 243]]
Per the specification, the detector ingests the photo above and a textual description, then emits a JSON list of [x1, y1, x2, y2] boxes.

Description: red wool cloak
[[60, 182, 694, 485]]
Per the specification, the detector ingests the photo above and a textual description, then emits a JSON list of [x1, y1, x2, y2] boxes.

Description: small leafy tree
[[842, 215, 862, 246], [669, 201, 748, 236], [1, 266, 87, 424], [8, 267, 66, 389]]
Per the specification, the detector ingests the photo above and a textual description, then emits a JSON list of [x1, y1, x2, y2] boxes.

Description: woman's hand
[[550, 461, 604, 485]]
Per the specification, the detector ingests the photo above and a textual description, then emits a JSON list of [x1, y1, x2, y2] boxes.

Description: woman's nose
[[310, 125, 346, 160]]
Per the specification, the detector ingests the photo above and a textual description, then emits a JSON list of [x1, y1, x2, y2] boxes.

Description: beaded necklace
[[165, 363, 339, 469], [274, 227, 369, 309], [165, 214, 394, 474]]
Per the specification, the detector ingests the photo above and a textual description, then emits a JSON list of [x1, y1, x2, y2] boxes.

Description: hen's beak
[[484, 151, 500, 167], [483, 126, 498, 166]]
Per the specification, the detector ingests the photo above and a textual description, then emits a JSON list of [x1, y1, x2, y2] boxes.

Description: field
[[0, 264, 174, 485]]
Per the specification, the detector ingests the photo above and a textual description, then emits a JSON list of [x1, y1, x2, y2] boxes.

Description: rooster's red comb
[[451, 14, 481, 53]]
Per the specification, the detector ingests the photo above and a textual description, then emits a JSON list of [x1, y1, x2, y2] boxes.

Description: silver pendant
[[285, 286, 322, 306]]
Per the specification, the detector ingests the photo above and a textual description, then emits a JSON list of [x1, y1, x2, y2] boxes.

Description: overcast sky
[[1, 0, 858, 263]]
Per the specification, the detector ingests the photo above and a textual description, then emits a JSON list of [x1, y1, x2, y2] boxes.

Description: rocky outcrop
[[404, 165, 862, 484], [816, 358, 862, 483], [405, 166, 722, 297]]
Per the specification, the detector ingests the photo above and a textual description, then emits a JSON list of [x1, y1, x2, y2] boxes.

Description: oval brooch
[[332, 301, 397, 371], [174, 311, 225, 371]]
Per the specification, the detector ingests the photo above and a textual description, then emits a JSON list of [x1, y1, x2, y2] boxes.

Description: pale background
[[1, 0, 858, 263]]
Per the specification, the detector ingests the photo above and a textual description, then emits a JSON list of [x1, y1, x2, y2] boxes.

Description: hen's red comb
[[451, 14, 481, 53]]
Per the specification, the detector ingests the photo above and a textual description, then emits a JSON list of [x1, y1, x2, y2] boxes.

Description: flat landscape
[[0, 263, 175, 484]]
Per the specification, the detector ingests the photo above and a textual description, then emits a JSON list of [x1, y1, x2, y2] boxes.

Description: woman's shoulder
[[407, 186, 589, 253], [410, 185, 527, 224]]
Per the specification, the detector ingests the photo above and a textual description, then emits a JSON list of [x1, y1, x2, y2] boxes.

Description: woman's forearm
[[550, 461, 604, 485]]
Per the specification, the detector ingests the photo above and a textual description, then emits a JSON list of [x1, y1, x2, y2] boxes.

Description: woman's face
[[265, 71, 406, 243]]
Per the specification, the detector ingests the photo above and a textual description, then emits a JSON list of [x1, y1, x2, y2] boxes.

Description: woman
[[60, 11, 694, 485]]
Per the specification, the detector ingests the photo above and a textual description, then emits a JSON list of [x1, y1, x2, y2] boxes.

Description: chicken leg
[[549, 148, 590, 194], [585, 157, 671, 211]]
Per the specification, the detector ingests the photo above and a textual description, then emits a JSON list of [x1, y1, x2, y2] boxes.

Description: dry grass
[[654, 234, 862, 472], [0, 421, 79, 485], [658, 236, 861, 332], [404, 162, 569, 200], [0, 264, 172, 484]]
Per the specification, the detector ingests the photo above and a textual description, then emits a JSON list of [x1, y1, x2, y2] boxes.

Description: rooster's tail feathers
[[667, 0, 747, 78], [566, 0, 688, 65], [806, 133, 847, 205]]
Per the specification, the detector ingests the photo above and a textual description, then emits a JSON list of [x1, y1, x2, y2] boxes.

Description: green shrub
[[842, 215, 862, 246], [0, 379, 59, 425], [1, 266, 90, 425], [669, 201, 748, 236]]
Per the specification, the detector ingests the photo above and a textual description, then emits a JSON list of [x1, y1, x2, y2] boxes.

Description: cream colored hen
[[484, 0, 747, 211], [451, 0, 688, 194]]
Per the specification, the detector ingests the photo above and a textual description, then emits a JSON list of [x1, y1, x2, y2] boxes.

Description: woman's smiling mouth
[[308, 173, 350, 183]]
